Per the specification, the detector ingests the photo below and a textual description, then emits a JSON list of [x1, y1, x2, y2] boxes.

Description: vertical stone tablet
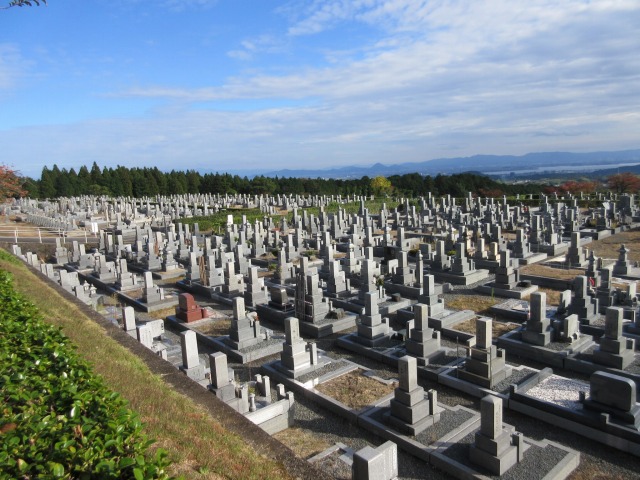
[[476, 318, 492, 350]]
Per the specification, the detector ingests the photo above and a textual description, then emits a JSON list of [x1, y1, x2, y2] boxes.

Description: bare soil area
[[192, 319, 232, 336], [587, 228, 640, 261], [521, 264, 584, 280], [446, 295, 501, 314], [273, 427, 332, 460], [453, 317, 519, 338], [315, 369, 397, 410]]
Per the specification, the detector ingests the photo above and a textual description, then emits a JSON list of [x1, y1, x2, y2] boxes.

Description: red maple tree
[[0, 165, 27, 201], [607, 172, 640, 194]]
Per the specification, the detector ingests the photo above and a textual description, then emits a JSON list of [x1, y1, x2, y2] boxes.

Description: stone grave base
[[623, 325, 640, 350], [358, 395, 480, 464], [266, 347, 338, 383], [72, 266, 179, 313], [509, 369, 640, 457], [432, 269, 490, 286], [114, 283, 144, 294], [430, 428, 580, 480], [456, 363, 513, 390], [383, 282, 423, 300], [530, 242, 569, 257], [383, 407, 440, 437], [299, 314, 357, 338], [265, 360, 413, 425], [331, 297, 414, 317], [395, 306, 473, 331], [515, 252, 549, 265], [490, 298, 558, 322], [437, 364, 538, 400], [475, 282, 538, 300], [262, 359, 366, 420], [209, 335, 285, 364], [245, 395, 295, 435], [142, 297, 181, 313], [144, 267, 186, 281], [210, 291, 242, 306], [612, 267, 640, 281], [164, 315, 283, 364], [255, 303, 296, 327], [473, 258, 499, 273], [175, 279, 221, 300], [336, 332, 404, 367], [256, 303, 357, 338], [427, 308, 476, 330], [497, 329, 594, 369], [580, 228, 611, 240], [337, 332, 462, 380], [563, 346, 640, 380]]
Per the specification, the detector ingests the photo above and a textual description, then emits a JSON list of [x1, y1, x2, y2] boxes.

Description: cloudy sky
[[1, 0, 639, 179]]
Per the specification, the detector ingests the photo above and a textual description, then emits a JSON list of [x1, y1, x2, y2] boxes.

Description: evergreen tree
[[77, 165, 91, 195], [39, 166, 56, 198]]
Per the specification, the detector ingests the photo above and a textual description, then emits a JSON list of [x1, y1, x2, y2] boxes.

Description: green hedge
[[0, 269, 172, 479]]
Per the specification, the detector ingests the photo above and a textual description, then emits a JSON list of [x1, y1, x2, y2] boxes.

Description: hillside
[[0, 249, 319, 480]]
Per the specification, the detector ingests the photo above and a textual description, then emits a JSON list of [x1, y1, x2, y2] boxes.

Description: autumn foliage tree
[[478, 187, 504, 198], [562, 180, 597, 195], [0, 165, 27, 201], [543, 180, 598, 196], [370, 176, 393, 196], [607, 172, 640, 194]]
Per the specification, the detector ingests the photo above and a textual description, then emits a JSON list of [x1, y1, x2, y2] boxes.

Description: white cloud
[[120, 1, 640, 104], [0, 44, 29, 92], [227, 35, 287, 61], [161, 0, 219, 11], [116, 0, 218, 12], [5, 0, 640, 176], [284, 0, 374, 36]]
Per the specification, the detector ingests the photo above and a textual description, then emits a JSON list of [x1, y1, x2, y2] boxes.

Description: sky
[[1, 0, 639, 179]]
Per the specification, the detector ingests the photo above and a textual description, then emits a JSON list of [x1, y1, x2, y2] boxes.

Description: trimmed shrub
[[0, 270, 171, 479]]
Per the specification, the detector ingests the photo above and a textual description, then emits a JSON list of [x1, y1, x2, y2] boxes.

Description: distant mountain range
[[240, 149, 640, 179]]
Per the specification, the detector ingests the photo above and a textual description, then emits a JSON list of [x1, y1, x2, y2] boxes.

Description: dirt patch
[[612, 280, 638, 291], [446, 295, 501, 314], [521, 264, 584, 280], [273, 427, 332, 460], [524, 287, 563, 306], [149, 306, 179, 319], [192, 319, 232, 336], [587, 228, 640, 261], [125, 288, 145, 300], [453, 318, 519, 338], [315, 369, 397, 410]]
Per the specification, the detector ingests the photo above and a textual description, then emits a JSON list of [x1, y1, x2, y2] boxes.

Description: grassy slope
[[0, 253, 291, 480]]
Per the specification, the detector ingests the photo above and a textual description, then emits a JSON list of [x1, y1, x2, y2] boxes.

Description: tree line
[[17, 163, 553, 200]]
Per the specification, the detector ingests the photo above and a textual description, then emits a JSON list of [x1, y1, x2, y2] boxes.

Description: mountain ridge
[[214, 149, 640, 179]]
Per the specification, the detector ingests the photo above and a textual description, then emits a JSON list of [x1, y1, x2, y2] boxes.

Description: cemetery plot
[[315, 369, 398, 410], [4, 190, 640, 478]]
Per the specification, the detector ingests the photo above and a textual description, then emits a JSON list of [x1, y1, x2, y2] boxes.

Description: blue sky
[[1, 0, 639, 179]]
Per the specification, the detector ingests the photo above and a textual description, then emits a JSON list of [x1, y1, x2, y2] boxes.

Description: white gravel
[[525, 374, 587, 409]]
